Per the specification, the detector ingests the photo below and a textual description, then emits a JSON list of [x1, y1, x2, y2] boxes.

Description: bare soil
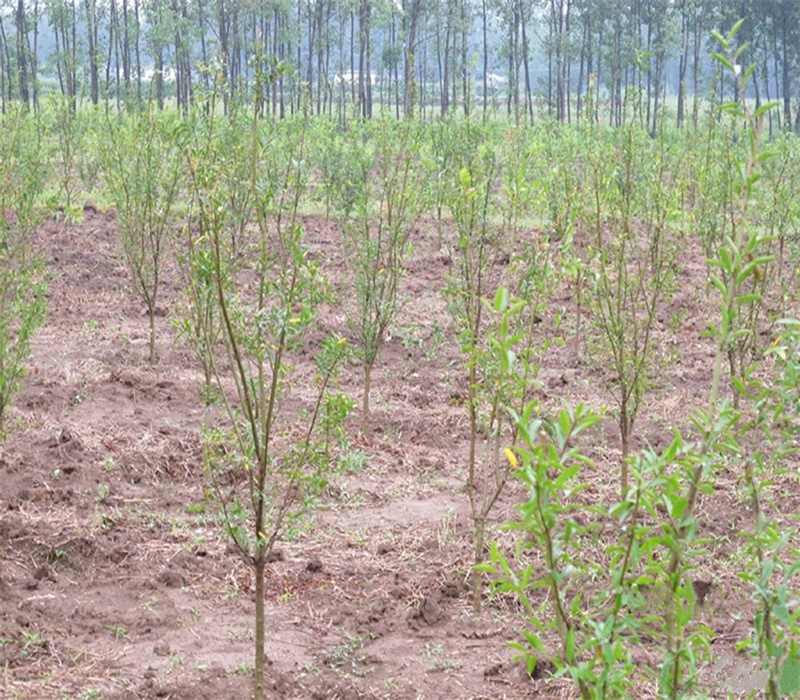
[[0, 208, 794, 699]]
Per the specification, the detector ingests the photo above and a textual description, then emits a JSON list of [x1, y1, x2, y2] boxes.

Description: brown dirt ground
[[0, 207, 796, 699]]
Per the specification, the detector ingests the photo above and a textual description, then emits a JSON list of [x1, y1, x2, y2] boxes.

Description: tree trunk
[[781, 14, 791, 130], [15, 0, 29, 104], [461, 0, 468, 116], [86, 0, 99, 104], [362, 362, 372, 437], [32, 0, 38, 110], [690, 3, 704, 130], [472, 517, 485, 613], [134, 0, 142, 100], [149, 307, 156, 365], [481, 0, 487, 119], [441, 18, 450, 116], [676, 0, 688, 127], [0, 14, 6, 110], [122, 0, 130, 95], [576, 13, 587, 123], [521, 2, 532, 122], [254, 552, 266, 700], [403, 0, 421, 117]]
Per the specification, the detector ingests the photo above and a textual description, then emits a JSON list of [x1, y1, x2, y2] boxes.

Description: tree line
[[1, 0, 799, 132]]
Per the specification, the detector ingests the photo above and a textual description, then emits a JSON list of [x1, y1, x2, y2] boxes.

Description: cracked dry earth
[[0, 207, 795, 699]]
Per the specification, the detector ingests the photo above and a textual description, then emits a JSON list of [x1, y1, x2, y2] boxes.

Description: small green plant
[[300, 662, 320, 676], [328, 631, 371, 673], [423, 642, 458, 672], [337, 448, 368, 475], [20, 630, 46, 659], [138, 596, 157, 612], [425, 317, 445, 360], [106, 624, 128, 641], [96, 483, 110, 503], [76, 688, 103, 700]]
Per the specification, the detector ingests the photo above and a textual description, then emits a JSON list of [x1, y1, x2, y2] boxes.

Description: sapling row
[[485, 23, 800, 699], [0, 108, 47, 434]]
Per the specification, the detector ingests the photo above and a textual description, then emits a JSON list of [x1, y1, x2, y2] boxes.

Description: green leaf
[[494, 286, 509, 313], [780, 652, 800, 694], [503, 348, 517, 372], [554, 464, 581, 489], [735, 293, 762, 305], [709, 28, 727, 46], [565, 628, 576, 662], [717, 100, 741, 114], [733, 41, 751, 61], [754, 101, 781, 118]]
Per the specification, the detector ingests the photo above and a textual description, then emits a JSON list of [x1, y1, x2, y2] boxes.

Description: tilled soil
[[0, 208, 794, 699]]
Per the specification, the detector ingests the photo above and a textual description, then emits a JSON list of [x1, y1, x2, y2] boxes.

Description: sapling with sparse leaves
[[101, 104, 182, 365], [537, 106, 592, 364], [421, 118, 486, 249], [584, 105, 678, 499], [313, 119, 371, 220], [656, 23, 782, 695], [497, 125, 537, 253], [759, 135, 800, 318], [176, 77, 236, 395], [444, 135, 558, 611], [183, 57, 350, 700], [741, 321, 800, 698], [444, 146, 504, 612], [48, 94, 86, 220], [483, 392, 738, 697], [484, 404, 636, 698], [342, 118, 424, 435]]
